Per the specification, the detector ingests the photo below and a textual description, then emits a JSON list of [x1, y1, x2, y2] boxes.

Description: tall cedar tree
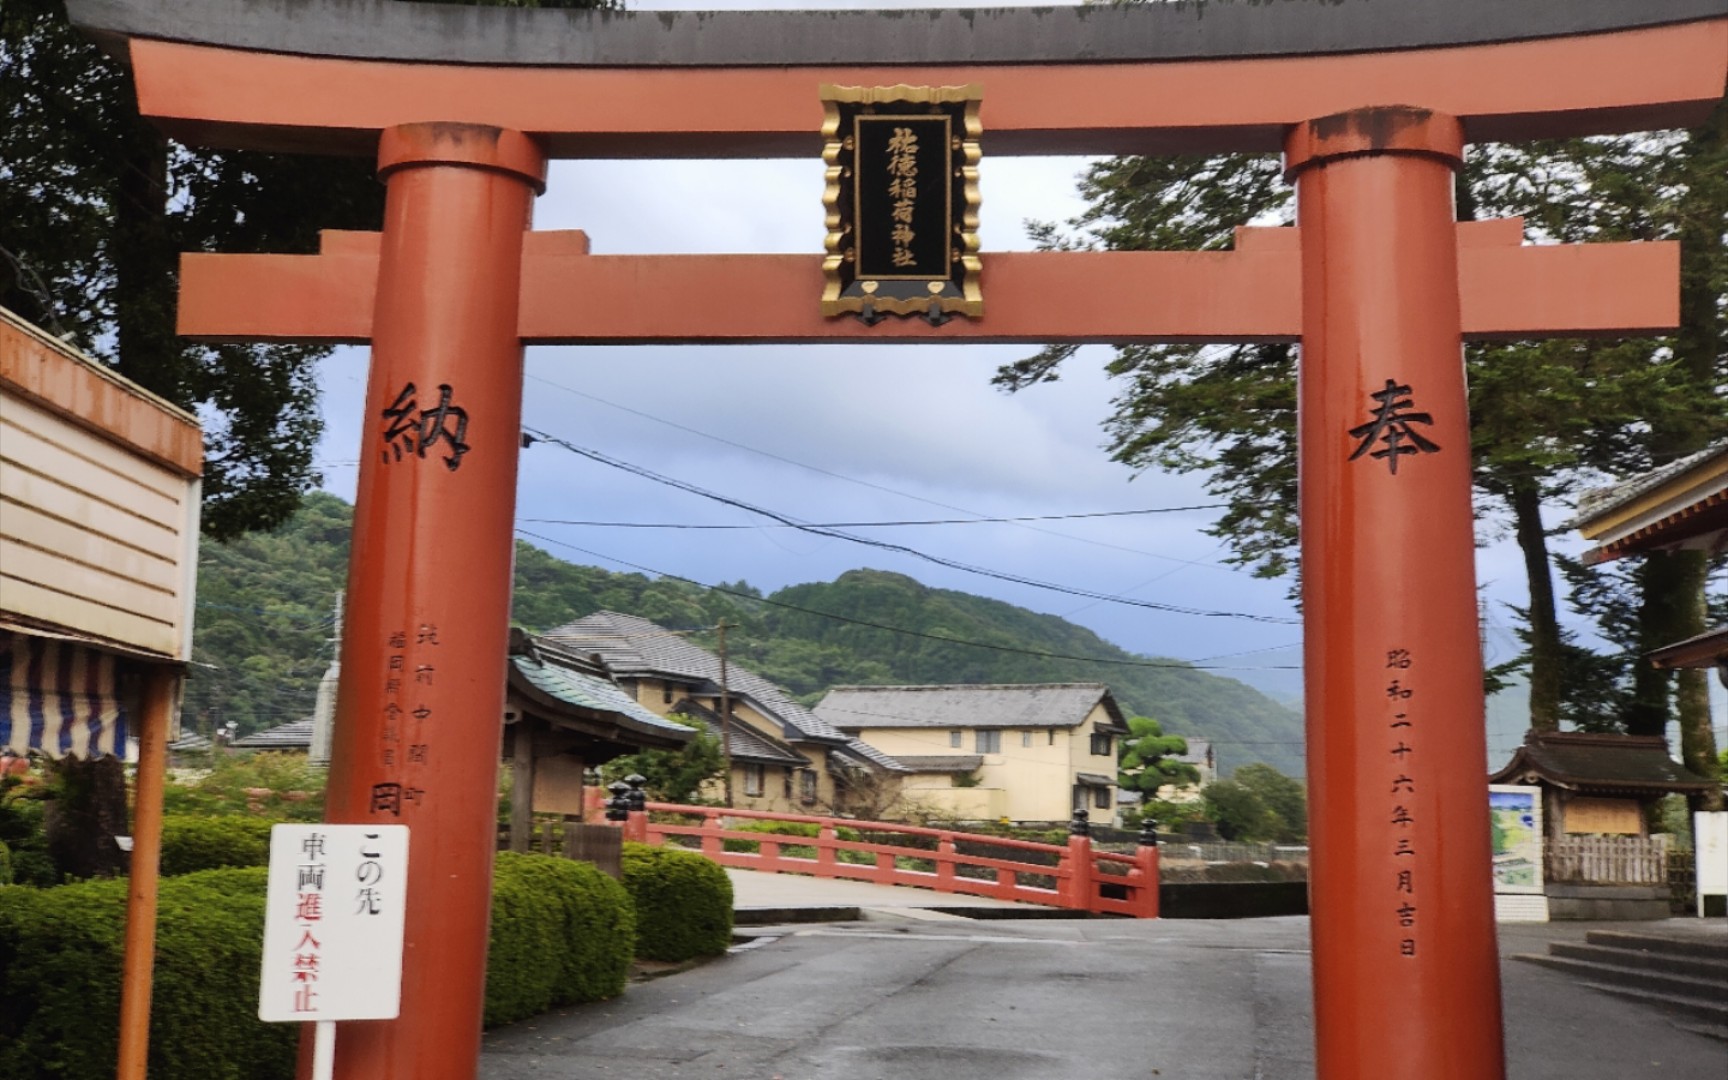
[[998, 109, 1725, 806], [0, 0, 619, 877]]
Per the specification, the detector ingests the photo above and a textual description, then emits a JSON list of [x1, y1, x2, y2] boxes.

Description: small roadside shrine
[[1490, 731, 1715, 919], [0, 306, 203, 1075], [1570, 438, 1728, 917]]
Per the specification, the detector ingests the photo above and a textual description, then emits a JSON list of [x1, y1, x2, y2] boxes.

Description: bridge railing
[[617, 799, 1159, 918]]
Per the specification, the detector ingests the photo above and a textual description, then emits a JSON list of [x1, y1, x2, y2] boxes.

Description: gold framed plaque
[[821, 84, 983, 324]]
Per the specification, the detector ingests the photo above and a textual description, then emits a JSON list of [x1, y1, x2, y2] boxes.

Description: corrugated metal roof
[[544, 611, 851, 743], [230, 718, 313, 749], [815, 683, 1124, 732]]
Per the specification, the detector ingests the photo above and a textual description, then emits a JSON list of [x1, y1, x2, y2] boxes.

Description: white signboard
[[1696, 811, 1727, 918], [259, 824, 409, 1022]]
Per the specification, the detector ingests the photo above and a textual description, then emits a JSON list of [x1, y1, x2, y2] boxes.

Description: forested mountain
[[185, 493, 1306, 775]]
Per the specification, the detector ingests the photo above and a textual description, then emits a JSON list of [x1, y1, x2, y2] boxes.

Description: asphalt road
[[480, 916, 1728, 1080]]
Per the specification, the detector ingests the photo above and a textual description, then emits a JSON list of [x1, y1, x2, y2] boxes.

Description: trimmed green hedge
[[157, 814, 276, 876], [486, 852, 635, 1027], [621, 842, 733, 962], [0, 867, 295, 1080], [0, 854, 638, 1079]]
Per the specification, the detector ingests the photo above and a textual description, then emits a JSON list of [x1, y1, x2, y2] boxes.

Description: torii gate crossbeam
[[65, 3, 1728, 1080]]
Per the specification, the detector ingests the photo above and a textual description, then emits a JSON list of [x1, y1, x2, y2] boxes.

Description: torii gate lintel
[[64, 3, 1728, 1080]]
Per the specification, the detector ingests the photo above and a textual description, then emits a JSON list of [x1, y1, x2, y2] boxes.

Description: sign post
[[260, 824, 410, 1079]]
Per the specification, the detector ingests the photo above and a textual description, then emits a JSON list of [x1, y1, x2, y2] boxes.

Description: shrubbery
[[160, 753, 324, 821], [0, 867, 295, 1080], [621, 842, 733, 962], [157, 814, 275, 876], [720, 818, 866, 862], [486, 852, 635, 1027], [0, 853, 643, 1078]]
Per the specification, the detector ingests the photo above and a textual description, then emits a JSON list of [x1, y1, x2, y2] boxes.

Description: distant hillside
[[186, 493, 1306, 775]]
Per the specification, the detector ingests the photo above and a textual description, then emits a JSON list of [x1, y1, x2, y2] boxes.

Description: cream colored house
[[816, 683, 1131, 825], [543, 611, 904, 815]]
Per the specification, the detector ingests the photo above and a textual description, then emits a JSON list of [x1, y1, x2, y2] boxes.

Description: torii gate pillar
[[1288, 108, 1502, 1078], [319, 123, 543, 1080]]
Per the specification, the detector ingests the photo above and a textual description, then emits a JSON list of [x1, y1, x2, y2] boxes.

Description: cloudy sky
[[310, 0, 1723, 760]]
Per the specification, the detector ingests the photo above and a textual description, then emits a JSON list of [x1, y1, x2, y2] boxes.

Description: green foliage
[[1117, 715, 1198, 802], [190, 498, 1309, 773], [157, 815, 276, 876], [486, 852, 634, 1027], [999, 102, 1728, 752], [718, 818, 867, 860], [1200, 763, 1307, 843], [0, 851, 642, 1078], [1231, 764, 1307, 843], [620, 842, 733, 962], [0, 777, 55, 887], [1121, 797, 1208, 834], [161, 752, 326, 818], [0, 867, 296, 1080], [1, 0, 380, 538], [766, 569, 1308, 776], [3, 0, 624, 538], [599, 715, 725, 803], [0, 839, 10, 886], [1200, 779, 1277, 842]]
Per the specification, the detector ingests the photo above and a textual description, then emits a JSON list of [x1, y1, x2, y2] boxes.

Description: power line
[[519, 504, 1228, 530], [515, 529, 1303, 672], [522, 428, 1299, 626], [523, 373, 1235, 571]]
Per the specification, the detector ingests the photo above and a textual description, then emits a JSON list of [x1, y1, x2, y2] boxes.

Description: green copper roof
[[510, 653, 692, 740]]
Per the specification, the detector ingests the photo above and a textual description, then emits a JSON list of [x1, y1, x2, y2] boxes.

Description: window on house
[[1091, 733, 1113, 757], [1094, 785, 1112, 810], [662, 683, 673, 704], [783, 767, 794, 799], [950, 730, 963, 748], [976, 730, 1001, 754], [800, 770, 819, 804], [1049, 730, 1056, 746], [743, 763, 764, 797], [1021, 730, 1032, 748]]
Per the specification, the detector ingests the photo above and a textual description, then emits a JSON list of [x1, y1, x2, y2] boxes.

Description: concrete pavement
[[480, 910, 1728, 1080]]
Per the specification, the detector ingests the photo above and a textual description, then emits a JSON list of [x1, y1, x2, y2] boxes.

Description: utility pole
[[310, 589, 343, 768], [716, 620, 734, 808]]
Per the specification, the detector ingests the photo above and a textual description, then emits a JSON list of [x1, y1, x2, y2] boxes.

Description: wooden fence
[[627, 802, 1160, 918], [497, 814, 622, 878], [1546, 834, 1669, 885]]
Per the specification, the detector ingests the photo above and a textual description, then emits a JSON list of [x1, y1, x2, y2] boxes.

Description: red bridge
[[621, 802, 1160, 919]]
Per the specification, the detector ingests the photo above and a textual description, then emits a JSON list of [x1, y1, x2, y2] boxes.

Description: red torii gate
[[67, 2, 1728, 1080]]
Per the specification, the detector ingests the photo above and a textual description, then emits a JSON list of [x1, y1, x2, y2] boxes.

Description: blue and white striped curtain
[[1, 631, 128, 760]]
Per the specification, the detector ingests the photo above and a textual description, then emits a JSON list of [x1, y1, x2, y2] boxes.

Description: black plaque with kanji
[[822, 84, 982, 323]]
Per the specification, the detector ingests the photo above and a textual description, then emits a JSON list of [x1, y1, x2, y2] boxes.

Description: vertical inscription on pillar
[[1386, 647, 1418, 958], [372, 623, 439, 815], [1349, 379, 1439, 474], [380, 382, 471, 471]]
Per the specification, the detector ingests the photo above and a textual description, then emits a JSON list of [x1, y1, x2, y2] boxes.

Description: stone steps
[[1513, 927, 1728, 1040]]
